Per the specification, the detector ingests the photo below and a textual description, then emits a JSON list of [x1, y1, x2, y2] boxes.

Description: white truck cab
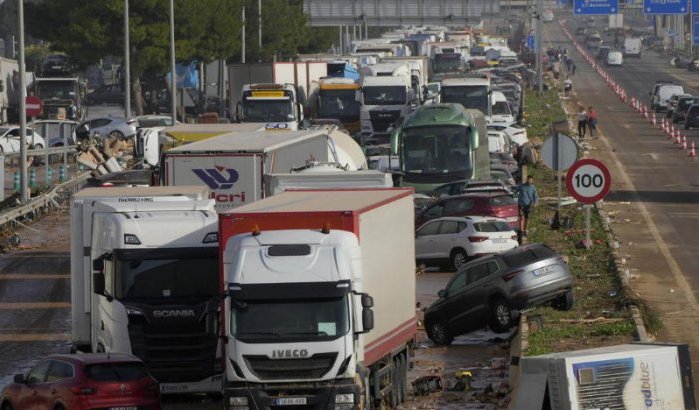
[[71, 187, 222, 394], [237, 83, 304, 130], [359, 64, 413, 144]]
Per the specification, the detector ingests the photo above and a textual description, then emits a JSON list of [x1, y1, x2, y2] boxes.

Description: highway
[[545, 14, 699, 376]]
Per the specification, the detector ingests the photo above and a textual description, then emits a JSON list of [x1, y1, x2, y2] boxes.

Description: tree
[[26, 0, 243, 114]]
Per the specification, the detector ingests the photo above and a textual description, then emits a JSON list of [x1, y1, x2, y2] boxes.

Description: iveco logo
[[271, 349, 309, 359], [153, 309, 196, 318]]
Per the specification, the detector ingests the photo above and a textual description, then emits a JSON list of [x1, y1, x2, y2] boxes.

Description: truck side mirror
[[470, 127, 479, 149], [93, 272, 106, 295], [93, 258, 104, 272], [362, 308, 374, 333]]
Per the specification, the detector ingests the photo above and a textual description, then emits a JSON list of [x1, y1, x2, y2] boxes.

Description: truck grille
[[128, 319, 218, 383], [243, 353, 337, 380], [369, 110, 401, 132]]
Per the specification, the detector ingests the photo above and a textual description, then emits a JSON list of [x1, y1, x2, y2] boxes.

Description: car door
[[442, 198, 475, 218], [415, 220, 442, 261], [44, 360, 75, 408], [89, 118, 112, 137], [417, 201, 447, 225], [16, 360, 51, 410], [434, 220, 463, 259], [4, 128, 21, 153], [450, 260, 500, 333]]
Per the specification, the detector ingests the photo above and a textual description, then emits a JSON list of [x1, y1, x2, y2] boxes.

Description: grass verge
[[521, 87, 637, 355]]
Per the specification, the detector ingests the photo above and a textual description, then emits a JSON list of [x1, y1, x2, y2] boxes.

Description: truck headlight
[[229, 396, 249, 409], [335, 393, 355, 404]]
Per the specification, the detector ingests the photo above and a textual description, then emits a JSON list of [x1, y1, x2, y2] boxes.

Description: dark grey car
[[424, 243, 573, 345]]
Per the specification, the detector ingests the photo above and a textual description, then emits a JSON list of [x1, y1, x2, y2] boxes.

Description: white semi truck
[[70, 186, 223, 394], [218, 188, 417, 409], [359, 63, 413, 144]]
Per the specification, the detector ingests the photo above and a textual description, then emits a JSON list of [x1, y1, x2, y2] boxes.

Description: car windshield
[[474, 221, 512, 232], [493, 101, 511, 116], [434, 54, 462, 72], [679, 99, 698, 110], [138, 117, 174, 127], [114, 248, 218, 302], [231, 297, 350, 343], [440, 85, 490, 116], [401, 126, 471, 174], [363, 86, 407, 105], [85, 363, 149, 382], [0, 128, 8, 135], [243, 98, 294, 122], [318, 89, 360, 118]]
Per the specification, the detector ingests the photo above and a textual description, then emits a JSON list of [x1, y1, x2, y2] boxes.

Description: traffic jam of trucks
[[5, 14, 696, 410]]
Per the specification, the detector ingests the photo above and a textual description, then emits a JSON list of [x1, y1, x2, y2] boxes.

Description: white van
[[652, 84, 685, 112], [606, 51, 623, 66], [623, 37, 642, 57], [489, 91, 516, 126]]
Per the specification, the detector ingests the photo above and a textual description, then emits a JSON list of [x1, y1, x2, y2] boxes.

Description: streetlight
[[18, 0, 28, 204], [124, 0, 131, 118], [169, 0, 176, 124]]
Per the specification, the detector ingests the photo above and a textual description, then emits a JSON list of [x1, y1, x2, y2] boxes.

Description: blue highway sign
[[644, 0, 688, 14], [574, 0, 618, 15]]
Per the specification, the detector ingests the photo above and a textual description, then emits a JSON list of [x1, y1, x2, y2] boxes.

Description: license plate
[[505, 216, 518, 222], [274, 397, 307, 406], [160, 383, 189, 393], [492, 238, 507, 244], [532, 265, 556, 277], [109, 408, 137, 410]]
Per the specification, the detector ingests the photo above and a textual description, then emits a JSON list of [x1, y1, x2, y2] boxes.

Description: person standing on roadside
[[514, 175, 538, 237], [564, 77, 573, 97], [587, 106, 598, 137], [577, 106, 588, 139]]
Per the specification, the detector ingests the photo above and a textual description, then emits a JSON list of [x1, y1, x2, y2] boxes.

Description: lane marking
[[0, 302, 70, 309], [0, 274, 69, 280], [0, 333, 70, 342]]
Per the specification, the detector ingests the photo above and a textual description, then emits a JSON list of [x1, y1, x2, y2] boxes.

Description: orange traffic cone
[[690, 140, 697, 158], [682, 133, 687, 150]]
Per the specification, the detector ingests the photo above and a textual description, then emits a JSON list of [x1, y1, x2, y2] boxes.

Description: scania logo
[[192, 166, 239, 190], [152, 309, 196, 318], [271, 349, 309, 359]]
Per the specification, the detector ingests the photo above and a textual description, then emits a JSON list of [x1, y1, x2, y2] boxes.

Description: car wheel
[[489, 298, 514, 333], [54, 405, 66, 410], [552, 290, 574, 311], [450, 249, 469, 271], [108, 130, 125, 140], [426, 319, 453, 345]]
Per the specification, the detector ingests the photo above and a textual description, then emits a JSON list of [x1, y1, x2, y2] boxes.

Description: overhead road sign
[[574, 0, 618, 15], [694, 0, 699, 13], [643, 0, 688, 14]]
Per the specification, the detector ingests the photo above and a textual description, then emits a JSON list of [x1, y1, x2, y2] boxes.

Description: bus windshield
[[401, 126, 471, 174], [440, 85, 490, 116]]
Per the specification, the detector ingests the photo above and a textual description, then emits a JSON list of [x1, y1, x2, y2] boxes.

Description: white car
[[606, 51, 623, 66], [0, 126, 47, 153], [415, 216, 519, 270]]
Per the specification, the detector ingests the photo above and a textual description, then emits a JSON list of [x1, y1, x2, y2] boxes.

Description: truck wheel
[[552, 290, 574, 311], [450, 249, 468, 271], [426, 320, 453, 345], [398, 354, 408, 402], [389, 357, 400, 407], [489, 298, 514, 333]]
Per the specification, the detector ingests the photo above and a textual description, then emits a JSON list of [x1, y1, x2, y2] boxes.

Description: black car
[[672, 96, 699, 123], [424, 244, 574, 344], [684, 104, 699, 130], [40, 54, 72, 77]]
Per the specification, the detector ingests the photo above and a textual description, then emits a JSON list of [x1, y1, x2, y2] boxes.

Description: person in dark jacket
[[514, 175, 539, 236]]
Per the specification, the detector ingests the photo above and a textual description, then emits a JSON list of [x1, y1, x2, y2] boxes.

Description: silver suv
[[424, 243, 573, 345]]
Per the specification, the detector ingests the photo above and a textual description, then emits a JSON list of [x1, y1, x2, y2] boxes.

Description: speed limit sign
[[566, 159, 611, 204]]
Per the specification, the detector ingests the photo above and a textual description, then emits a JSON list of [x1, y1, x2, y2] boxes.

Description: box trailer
[[263, 169, 392, 196], [219, 188, 417, 409], [514, 343, 696, 410], [162, 129, 332, 212]]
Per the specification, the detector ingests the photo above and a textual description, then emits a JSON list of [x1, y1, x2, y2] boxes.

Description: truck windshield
[[231, 297, 350, 343], [401, 125, 471, 174], [493, 101, 511, 116], [243, 99, 294, 122], [440, 86, 490, 116], [434, 54, 462, 73], [318, 89, 360, 118], [363, 86, 407, 105], [36, 81, 77, 100], [114, 247, 218, 302]]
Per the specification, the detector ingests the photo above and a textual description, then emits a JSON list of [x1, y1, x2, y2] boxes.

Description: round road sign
[[566, 159, 611, 204], [25, 96, 43, 117]]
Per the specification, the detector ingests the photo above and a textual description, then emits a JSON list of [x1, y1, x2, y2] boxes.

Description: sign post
[[541, 133, 578, 228], [566, 159, 612, 249]]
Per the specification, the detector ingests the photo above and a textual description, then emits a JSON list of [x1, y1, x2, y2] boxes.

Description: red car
[[415, 192, 519, 229], [1, 353, 161, 410]]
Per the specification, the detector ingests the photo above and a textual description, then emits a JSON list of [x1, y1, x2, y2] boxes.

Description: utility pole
[[258, 0, 262, 54], [124, 0, 131, 118], [242, 6, 246, 63], [535, 0, 543, 94], [169, 0, 177, 124], [18, 0, 28, 204]]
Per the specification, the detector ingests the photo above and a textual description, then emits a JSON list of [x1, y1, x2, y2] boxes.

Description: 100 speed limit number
[[565, 159, 611, 204]]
